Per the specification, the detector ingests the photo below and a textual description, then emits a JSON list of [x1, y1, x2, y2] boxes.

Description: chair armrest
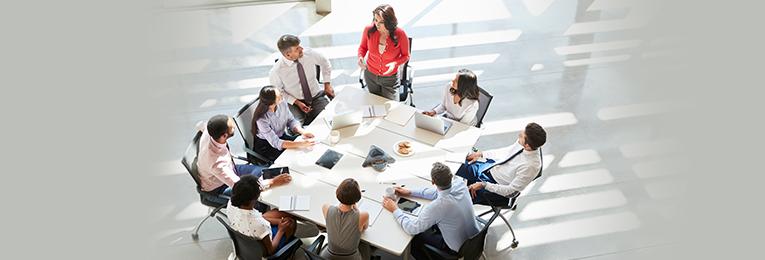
[[243, 146, 274, 165], [268, 238, 303, 260], [423, 244, 459, 260], [307, 235, 325, 254]]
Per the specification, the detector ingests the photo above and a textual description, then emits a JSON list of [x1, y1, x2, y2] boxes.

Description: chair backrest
[[216, 216, 268, 260], [235, 98, 260, 150], [475, 87, 494, 128], [302, 248, 326, 260], [458, 211, 500, 259], [181, 130, 204, 191]]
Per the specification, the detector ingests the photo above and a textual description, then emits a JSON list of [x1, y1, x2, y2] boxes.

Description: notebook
[[279, 195, 310, 211], [362, 105, 387, 118], [357, 198, 383, 227]]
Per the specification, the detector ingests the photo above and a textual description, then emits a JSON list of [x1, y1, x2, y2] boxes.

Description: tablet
[[261, 167, 289, 179], [397, 197, 422, 216], [316, 149, 343, 170]]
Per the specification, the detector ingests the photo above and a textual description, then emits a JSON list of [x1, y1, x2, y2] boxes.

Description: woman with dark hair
[[320, 178, 370, 260], [228, 175, 297, 256], [423, 69, 481, 126], [252, 86, 316, 161], [358, 4, 410, 100]]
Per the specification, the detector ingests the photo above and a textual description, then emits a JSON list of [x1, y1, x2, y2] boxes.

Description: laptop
[[414, 112, 453, 135], [325, 111, 363, 130]]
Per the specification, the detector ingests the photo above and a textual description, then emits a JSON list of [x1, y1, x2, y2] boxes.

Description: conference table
[[258, 86, 482, 257]]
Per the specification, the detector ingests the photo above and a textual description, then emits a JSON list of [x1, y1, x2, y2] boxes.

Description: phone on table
[[261, 167, 289, 179], [397, 197, 422, 216]]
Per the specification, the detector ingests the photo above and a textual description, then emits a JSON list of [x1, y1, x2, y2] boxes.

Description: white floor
[[152, 0, 679, 259]]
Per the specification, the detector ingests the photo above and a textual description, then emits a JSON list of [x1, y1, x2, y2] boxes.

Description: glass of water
[[329, 130, 340, 145]]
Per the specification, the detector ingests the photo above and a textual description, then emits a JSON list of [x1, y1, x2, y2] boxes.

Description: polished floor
[[152, 0, 679, 259]]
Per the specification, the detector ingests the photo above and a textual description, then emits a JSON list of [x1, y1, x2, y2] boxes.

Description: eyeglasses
[[448, 87, 458, 95]]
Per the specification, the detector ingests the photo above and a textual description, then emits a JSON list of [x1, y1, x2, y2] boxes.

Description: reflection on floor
[[152, 0, 679, 259]]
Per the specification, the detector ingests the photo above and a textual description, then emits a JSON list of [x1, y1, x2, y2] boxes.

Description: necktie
[[295, 60, 313, 105], [483, 149, 523, 173]]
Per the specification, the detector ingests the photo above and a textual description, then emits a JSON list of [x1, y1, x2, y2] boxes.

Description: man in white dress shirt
[[269, 34, 334, 125], [456, 122, 547, 205]]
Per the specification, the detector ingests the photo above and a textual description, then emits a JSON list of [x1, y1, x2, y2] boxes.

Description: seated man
[[269, 34, 335, 125], [228, 175, 297, 255], [382, 163, 480, 259], [457, 122, 546, 205], [196, 114, 291, 204]]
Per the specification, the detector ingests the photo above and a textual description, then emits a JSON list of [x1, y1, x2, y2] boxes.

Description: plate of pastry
[[393, 141, 414, 157]]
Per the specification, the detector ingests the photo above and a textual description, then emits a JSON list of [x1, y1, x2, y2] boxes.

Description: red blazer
[[358, 24, 410, 76]]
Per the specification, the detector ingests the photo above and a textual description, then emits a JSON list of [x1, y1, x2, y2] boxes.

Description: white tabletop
[[257, 86, 481, 256]]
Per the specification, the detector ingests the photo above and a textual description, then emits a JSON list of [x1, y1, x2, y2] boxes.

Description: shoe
[[294, 221, 320, 238]]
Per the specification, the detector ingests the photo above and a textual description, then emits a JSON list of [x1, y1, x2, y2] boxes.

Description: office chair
[[475, 87, 494, 128], [422, 210, 500, 260], [234, 98, 276, 166], [301, 235, 327, 260], [475, 150, 544, 249], [181, 130, 231, 240], [216, 216, 303, 260], [359, 37, 415, 107]]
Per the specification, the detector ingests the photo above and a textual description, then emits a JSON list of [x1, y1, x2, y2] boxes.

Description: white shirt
[[433, 82, 479, 126], [482, 139, 542, 196], [269, 48, 332, 105], [227, 201, 272, 240]]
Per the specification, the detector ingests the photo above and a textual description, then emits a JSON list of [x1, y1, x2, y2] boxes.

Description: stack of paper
[[357, 199, 383, 227], [279, 195, 310, 211], [363, 105, 387, 117]]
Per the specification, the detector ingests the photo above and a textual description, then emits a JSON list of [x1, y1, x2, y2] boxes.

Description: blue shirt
[[255, 100, 300, 150], [393, 177, 480, 251]]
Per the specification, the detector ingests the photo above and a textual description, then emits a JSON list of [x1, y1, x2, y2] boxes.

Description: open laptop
[[325, 111, 363, 130], [414, 112, 453, 135]]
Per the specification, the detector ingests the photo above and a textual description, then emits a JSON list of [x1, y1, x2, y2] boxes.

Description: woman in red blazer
[[357, 4, 410, 100]]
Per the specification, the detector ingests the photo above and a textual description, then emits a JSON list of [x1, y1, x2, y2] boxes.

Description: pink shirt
[[196, 127, 239, 192]]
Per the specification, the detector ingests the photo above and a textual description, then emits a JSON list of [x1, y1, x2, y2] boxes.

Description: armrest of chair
[[423, 244, 459, 260], [243, 146, 274, 165], [268, 238, 303, 260], [307, 235, 325, 254]]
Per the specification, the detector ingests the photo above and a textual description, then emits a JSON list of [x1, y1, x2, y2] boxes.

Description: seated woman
[[321, 178, 370, 260], [422, 69, 481, 126], [228, 174, 297, 255], [252, 86, 316, 161]]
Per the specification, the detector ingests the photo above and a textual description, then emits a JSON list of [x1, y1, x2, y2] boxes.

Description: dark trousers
[[252, 134, 298, 162], [455, 160, 511, 206], [410, 226, 458, 260], [364, 69, 400, 100], [288, 92, 329, 125]]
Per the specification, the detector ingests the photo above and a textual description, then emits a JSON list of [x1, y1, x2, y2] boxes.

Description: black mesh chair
[[234, 98, 275, 166], [475, 150, 544, 249], [422, 209, 500, 260], [301, 235, 326, 260], [181, 130, 230, 240], [359, 37, 415, 107], [475, 87, 494, 128], [216, 216, 303, 260]]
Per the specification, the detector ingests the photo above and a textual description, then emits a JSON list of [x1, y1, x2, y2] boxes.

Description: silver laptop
[[326, 111, 363, 130], [414, 113, 453, 135]]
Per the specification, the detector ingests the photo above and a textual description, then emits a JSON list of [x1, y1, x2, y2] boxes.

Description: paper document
[[363, 105, 387, 117], [445, 152, 468, 163], [279, 195, 310, 211], [384, 104, 416, 126], [358, 199, 383, 227]]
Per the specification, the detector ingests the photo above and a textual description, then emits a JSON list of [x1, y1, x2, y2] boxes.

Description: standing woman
[[252, 86, 316, 162], [422, 69, 481, 126], [358, 4, 410, 100]]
